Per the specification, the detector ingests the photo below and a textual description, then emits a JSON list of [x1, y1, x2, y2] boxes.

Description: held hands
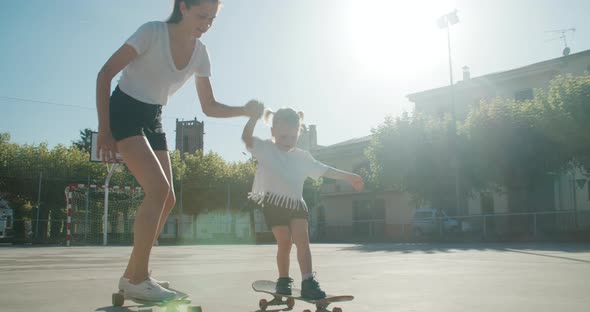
[[244, 100, 264, 120], [348, 174, 365, 192]]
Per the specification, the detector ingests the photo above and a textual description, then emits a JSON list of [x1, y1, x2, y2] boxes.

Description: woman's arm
[[196, 77, 261, 118], [96, 44, 138, 162]]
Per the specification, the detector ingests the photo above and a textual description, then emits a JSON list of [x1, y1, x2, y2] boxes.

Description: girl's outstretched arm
[[323, 168, 365, 192], [196, 77, 261, 118]]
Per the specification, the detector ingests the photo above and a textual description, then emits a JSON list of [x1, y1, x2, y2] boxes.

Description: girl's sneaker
[[275, 277, 294, 295], [301, 275, 326, 300]]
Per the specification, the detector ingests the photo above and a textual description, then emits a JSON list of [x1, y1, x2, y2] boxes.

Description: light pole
[[438, 10, 462, 215], [180, 118, 184, 216]]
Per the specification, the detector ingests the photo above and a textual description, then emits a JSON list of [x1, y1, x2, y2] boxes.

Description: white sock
[[302, 273, 313, 280]]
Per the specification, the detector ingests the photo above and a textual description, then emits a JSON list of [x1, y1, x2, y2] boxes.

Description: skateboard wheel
[[302, 310, 312, 312], [317, 303, 329, 310], [286, 297, 295, 309], [112, 292, 124, 307], [333, 308, 343, 312], [259, 298, 269, 311]]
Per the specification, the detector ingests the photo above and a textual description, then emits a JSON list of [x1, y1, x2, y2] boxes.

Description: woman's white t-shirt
[[118, 21, 212, 105], [248, 137, 330, 211]]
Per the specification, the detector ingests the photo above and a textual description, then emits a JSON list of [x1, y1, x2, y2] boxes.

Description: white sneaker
[[119, 276, 170, 290], [149, 276, 170, 289], [118, 276, 130, 291], [122, 279, 176, 302], [149, 270, 171, 289]]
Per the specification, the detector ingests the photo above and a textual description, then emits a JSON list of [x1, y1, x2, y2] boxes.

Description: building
[[407, 48, 590, 217], [407, 49, 590, 122], [310, 50, 590, 241], [0, 198, 13, 239], [311, 136, 415, 242], [175, 118, 204, 158], [297, 125, 319, 151]]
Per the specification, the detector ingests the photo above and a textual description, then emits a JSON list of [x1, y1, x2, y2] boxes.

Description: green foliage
[[178, 150, 256, 216], [72, 128, 94, 154], [534, 74, 590, 168], [366, 112, 461, 208], [464, 73, 590, 188], [368, 73, 590, 212], [0, 131, 260, 241]]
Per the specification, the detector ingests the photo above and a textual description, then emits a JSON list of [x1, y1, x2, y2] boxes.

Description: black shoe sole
[[301, 292, 326, 300]]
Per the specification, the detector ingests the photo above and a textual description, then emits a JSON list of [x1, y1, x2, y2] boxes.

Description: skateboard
[[252, 280, 353, 312], [112, 287, 203, 312]]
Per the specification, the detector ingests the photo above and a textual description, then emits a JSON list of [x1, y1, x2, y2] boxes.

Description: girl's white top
[[118, 21, 212, 105], [248, 137, 330, 211]]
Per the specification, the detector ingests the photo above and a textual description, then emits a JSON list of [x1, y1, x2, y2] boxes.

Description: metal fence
[[3, 209, 589, 245], [318, 210, 590, 242], [452, 209, 590, 240]]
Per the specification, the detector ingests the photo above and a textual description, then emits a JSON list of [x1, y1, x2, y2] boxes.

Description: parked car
[[412, 208, 464, 237]]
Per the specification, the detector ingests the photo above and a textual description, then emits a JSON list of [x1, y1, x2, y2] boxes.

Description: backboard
[[90, 132, 123, 163]]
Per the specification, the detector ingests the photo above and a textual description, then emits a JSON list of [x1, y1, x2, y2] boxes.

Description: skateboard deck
[[112, 287, 203, 312], [252, 280, 353, 312]]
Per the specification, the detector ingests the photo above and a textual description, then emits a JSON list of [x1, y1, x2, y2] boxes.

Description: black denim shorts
[[109, 86, 168, 151], [262, 199, 309, 229]]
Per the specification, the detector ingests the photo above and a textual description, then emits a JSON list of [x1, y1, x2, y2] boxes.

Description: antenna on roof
[[545, 28, 576, 56]]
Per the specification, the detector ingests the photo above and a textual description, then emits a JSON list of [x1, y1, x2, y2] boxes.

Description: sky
[[1, 0, 589, 162]]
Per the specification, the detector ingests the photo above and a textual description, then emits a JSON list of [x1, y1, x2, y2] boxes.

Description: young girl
[[96, 0, 263, 301], [242, 108, 364, 300]]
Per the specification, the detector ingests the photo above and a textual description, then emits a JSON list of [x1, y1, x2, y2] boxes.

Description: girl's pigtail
[[263, 109, 274, 126]]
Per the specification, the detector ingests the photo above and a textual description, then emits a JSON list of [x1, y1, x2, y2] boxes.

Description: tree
[[462, 73, 590, 213], [72, 128, 94, 154], [0, 130, 263, 242], [367, 74, 590, 215], [366, 112, 465, 211], [534, 74, 590, 170], [0, 132, 10, 144], [178, 150, 254, 216], [463, 95, 566, 213]]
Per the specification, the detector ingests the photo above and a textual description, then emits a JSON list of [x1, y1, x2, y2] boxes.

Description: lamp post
[[438, 10, 462, 215]]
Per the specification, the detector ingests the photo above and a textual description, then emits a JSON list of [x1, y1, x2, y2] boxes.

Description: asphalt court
[[1, 243, 589, 312]]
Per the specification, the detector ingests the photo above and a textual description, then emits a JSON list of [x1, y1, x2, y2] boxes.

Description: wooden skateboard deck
[[112, 287, 203, 311], [252, 280, 353, 312]]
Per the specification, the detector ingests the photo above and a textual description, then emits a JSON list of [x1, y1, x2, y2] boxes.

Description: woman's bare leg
[[117, 136, 170, 284], [153, 151, 176, 244]]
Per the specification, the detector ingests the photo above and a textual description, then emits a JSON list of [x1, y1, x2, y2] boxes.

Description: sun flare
[[342, 0, 453, 76]]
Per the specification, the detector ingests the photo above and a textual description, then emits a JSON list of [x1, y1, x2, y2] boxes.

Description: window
[[436, 107, 446, 118], [353, 161, 370, 176], [414, 211, 433, 220], [323, 178, 336, 185], [183, 136, 189, 152], [514, 88, 533, 101], [481, 192, 494, 214], [353, 199, 386, 237], [353, 199, 385, 221]]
